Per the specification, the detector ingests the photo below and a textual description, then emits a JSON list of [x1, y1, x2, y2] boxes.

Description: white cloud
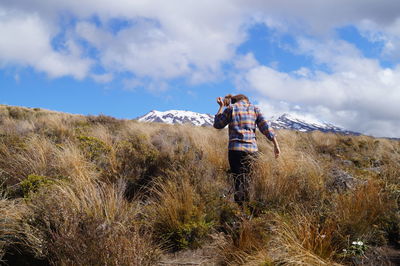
[[122, 78, 143, 91], [91, 73, 113, 83], [122, 78, 168, 93], [1, 0, 247, 82], [247, 0, 400, 33], [72, 1, 246, 82], [75, 21, 192, 80], [0, 8, 92, 79], [14, 73, 20, 83], [2, 0, 400, 81], [234, 53, 259, 70]]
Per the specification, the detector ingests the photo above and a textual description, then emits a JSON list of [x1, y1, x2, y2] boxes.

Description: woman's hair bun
[[223, 94, 232, 106], [222, 94, 249, 105]]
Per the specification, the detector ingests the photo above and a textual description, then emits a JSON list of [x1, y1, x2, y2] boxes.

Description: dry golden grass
[[147, 172, 212, 251], [331, 180, 396, 246], [0, 136, 58, 187], [54, 141, 98, 181], [269, 209, 340, 265], [250, 148, 325, 209], [27, 177, 160, 265], [216, 217, 271, 265], [0, 197, 28, 262], [0, 105, 399, 265], [0, 117, 36, 136]]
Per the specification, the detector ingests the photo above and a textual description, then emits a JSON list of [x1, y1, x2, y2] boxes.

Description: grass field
[[0, 104, 399, 265]]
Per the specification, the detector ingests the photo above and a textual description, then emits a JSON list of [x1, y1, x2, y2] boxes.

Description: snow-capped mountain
[[270, 113, 360, 135], [137, 110, 214, 126], [137, 110, 360, 135]]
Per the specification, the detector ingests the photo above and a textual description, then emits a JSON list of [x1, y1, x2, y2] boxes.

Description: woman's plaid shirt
[[213, 100, 276, 152]]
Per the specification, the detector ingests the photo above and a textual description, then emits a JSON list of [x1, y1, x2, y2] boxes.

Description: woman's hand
[[216, 97, 225, 115], [217, 97, 224, 107], [274, 145, 281, 159], [272, 137, 281, 159]]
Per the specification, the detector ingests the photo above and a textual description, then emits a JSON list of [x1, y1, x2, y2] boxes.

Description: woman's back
[[228, 100, 258, 151], [214, 98, 275, 153]]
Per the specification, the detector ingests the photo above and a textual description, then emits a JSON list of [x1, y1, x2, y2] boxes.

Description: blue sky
[[1, 1, 400, 137]]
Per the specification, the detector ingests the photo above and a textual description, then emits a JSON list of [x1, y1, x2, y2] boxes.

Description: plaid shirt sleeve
[[255, 107, 276, 141], [213, 106, 232, 129]]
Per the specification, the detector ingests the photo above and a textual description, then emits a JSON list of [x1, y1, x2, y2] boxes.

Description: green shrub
[[116, 134, 159, 178], [20, 174, 54, 197], [77, 135, 111, 162], [205, 197, 241, 230], [168, 220, 213, 250]]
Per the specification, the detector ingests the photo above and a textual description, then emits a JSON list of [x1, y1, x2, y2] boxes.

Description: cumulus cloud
[[1, 0, 246, 83], [90, 73, 113, 83], [75, 21, 192, 80], [0, 8, 92, 79], [2, 0, 400, 79], [248, 0, 400, 34]]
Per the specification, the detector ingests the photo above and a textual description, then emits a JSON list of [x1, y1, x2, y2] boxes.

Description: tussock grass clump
[[269, 209, 339, 265], [0, 135, 97, 196], [250, 149, 325, 210], [148, 173, 212, 251], [27, 178, 160, 265], [110, 134, 161, 180], [216, 217, 271, 265], [0, 196, 28, 262], [0, 117, 36, 136], [34, 114, 77, 143], [5, 106, 33, 121], [0, 136, 59, 189], [331, 180, 396, 247]]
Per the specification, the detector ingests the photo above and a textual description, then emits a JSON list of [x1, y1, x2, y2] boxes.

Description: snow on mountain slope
[[137, 110, 360, 135], [137, 110, 214, 126], [271, 113, 360, 135]]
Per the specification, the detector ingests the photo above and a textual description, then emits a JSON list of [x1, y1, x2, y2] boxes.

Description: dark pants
[[228, 150, 256, 206]]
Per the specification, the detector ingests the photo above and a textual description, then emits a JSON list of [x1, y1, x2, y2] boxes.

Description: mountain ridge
[[137, 109, 360, 135], [137, 110, 214, 127]]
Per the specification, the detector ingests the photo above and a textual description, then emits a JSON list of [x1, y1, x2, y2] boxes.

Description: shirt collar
[[236, 100, 249, 105]]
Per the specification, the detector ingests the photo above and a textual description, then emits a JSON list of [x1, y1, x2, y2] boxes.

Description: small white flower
[[357, 241, 363, 246], [352, 241, 357, 245], [342, 249, 347, 252]]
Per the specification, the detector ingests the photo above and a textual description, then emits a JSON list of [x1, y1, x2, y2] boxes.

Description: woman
[[213, 94, 280, 206]]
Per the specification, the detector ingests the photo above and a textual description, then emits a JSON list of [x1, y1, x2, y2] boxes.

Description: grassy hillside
[[0, 104, 399, 265]]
